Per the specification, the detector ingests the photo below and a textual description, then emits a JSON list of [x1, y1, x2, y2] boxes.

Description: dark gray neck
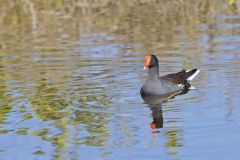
[[148, 66, 159, 80]]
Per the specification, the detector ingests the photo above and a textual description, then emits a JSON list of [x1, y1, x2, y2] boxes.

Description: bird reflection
[[142, 89, 189, 132], [150, 103, 163, 130]]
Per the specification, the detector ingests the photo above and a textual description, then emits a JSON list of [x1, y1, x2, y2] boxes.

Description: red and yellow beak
[[144, 55, 151, 69]]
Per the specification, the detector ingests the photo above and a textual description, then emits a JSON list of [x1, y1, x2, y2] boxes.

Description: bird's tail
[[186, 69, 200, 81]]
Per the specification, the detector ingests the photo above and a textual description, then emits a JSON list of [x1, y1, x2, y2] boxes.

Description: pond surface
[[0, 1, 240, 160]]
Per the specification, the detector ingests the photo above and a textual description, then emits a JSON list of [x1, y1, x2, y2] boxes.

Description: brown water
[[0, 1, 240, 160]]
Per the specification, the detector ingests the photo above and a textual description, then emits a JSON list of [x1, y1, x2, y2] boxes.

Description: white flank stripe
[[177, 84, 184, 89]]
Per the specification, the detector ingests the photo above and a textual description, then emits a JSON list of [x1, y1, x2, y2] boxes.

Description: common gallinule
[[140, 55, 200, 97]]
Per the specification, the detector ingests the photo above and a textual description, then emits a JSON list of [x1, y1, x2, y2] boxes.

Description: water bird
[[140, 55, 200, 99]]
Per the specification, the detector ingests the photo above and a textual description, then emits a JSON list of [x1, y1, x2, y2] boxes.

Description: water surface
[[0, 1, 240, 160]]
